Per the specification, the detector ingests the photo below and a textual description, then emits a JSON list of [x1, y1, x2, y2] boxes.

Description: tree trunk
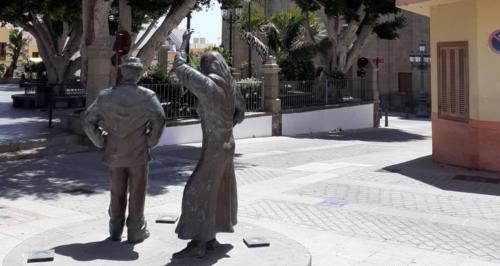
[[136, 0, 197, 69], [4, 51, 19, 78], [15, 15, 82, 88], [119, 0, 132, 33], [81, 0, 112, 95]]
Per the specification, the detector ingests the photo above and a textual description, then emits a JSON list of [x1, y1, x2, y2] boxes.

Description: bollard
[[385, 106, 389, 127], [48, 86, 54, 128]]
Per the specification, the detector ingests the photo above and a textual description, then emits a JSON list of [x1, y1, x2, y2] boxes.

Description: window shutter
[[437, 42, 469, 122]]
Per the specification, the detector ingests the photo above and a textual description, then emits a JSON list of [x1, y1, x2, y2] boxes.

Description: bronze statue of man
[[171, 30, 246, 258], [82, 57, 166, 243]]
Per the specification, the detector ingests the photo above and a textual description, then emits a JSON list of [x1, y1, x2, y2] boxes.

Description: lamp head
[[419, 40, 427, 52]]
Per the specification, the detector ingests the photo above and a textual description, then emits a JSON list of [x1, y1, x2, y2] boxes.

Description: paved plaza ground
[[1, 88, 500, 264], [0, 85, 66, 145]]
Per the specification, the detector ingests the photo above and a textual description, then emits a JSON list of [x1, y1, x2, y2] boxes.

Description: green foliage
[[4, 29, 30, 77], [293, 0, 405, 40], [373, 15, 406, 39], [239, 77, 259, 82], [239, 8, 320, 80], [23, 61, 46, 79], [0, 0, 81, 24], [237, 6, 267, 33], [0, 64, 6, 77], [331, 69, 346, 80], [203, 45, 231, 62], [24, 61, 38, 74], [279, 54, 315, 81], [139, 62, 178, 84], [187, 53, 202, 71], [7, 29, 29, 58]]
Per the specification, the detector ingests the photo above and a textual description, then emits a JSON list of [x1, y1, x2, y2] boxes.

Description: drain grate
[[452, 175, 500, 184]]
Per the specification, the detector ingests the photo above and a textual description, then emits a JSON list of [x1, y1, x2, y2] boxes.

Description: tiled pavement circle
[[3, 215, 311, 266], [2, 116, 500, 265]]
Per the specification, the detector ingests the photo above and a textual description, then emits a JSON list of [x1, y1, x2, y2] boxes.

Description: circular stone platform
[[3, 214, 311, 266]]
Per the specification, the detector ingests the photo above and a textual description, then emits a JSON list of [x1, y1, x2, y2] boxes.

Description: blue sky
[[180, 1, 223, 45]]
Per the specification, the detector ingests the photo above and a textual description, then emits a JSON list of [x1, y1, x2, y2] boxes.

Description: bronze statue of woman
[[171, 30, 245, 258]]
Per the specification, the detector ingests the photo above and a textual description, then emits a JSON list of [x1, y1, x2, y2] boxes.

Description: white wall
[[282, 104, 374, 136], [158, 115, 272, 146], [158, 104, 374, 146]]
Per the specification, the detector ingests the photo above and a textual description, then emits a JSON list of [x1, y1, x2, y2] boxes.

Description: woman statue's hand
[[181, 29, 194, 52], [183, 29, 194, 43]]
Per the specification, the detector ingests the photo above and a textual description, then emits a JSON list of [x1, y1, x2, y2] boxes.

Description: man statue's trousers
[[108, 164, 148, 241]]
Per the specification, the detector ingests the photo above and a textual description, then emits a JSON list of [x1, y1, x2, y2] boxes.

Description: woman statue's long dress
[[171, 30, 246, 258]]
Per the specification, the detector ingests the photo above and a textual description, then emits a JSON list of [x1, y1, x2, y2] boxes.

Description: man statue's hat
[[121, 57, 143, 70]]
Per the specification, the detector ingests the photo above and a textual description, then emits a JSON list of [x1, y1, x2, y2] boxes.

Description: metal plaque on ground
[[155, 215, 178, 224], [26, 249, 55, 263], [243, 237, 270, 248]]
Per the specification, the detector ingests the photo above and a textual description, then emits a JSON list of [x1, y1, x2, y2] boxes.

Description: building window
[[32, 52, 39, 58], [0, 42, 6, 60], [437, 41, 469, 122]]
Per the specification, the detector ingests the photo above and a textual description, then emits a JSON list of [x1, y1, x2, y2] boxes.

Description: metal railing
[[23, 82, 44, 95], [143, 80, 265, 120], [62, 83, 85, 96], [237, 80, 264, 112], [326, 79, 370, 105], [279, 78, 371, 109], [142, 83, 198, 120], [279, 80, 324, 109], [22, 82, 85, 96]]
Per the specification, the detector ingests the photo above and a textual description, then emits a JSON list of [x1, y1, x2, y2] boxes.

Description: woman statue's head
[[200, 51, 232, 84], [200, 51, 246, 125]]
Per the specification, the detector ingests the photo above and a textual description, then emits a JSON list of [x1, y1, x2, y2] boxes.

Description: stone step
[[0, 144, 91, 162]]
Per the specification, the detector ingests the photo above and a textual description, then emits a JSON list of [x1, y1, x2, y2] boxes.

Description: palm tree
[[4, 29, 30, 78], [239, 8, 325, 80]]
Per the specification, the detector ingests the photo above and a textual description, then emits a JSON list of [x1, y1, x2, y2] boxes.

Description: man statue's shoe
[[109, 221, 124, 242], [127, 229, 150, 244], [109, 235, 122, 242]]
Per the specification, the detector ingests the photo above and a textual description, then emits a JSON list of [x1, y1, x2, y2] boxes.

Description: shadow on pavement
[[0, 85, 23, 92], [0, 144, 252, 200], [0, 120, 64, 142], [383, 155, 500, 197], [54, 239, 139, 262], [293, 128, 428, 143], [0, 149, 188, 200], [0, 102, 48, 119], [165, 244, 233, 266]]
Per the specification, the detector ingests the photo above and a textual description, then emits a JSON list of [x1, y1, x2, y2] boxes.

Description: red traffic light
[[113, 31, 132, 55]]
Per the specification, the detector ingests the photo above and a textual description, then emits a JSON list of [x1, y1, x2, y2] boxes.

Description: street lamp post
[[246, 0, 252, 78], [221, 5, 242, 66], [409, 40, 431, 118], [186, 11, 192, 64]]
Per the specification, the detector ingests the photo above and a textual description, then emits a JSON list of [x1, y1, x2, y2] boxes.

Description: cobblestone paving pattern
[[239, 199, 500, 262], [289, 182, 500, 221], [240, 144, 395, 168]]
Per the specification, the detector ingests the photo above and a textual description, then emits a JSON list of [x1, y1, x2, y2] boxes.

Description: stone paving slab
[[3, 215, 311, 266]]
